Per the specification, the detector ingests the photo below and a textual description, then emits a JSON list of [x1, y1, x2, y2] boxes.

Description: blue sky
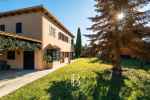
[[0, 0, 149, 45], [0, 0, 96, 45]]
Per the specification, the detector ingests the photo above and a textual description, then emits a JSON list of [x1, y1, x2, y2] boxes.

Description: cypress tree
[[75, 28, 82, 58]]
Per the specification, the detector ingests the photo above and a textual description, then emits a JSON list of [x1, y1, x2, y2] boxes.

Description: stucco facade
[[0, 6, 74, 70], [42, 15, 73, 52], [0, 12, 42, 40]]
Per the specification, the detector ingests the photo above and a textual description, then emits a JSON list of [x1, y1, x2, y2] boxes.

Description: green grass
[[1, 58, 150, 100]]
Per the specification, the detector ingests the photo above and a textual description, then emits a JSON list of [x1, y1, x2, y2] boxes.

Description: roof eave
[[0, 5, 74, 38]]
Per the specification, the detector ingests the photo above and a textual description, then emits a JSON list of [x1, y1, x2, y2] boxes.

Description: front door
[[23, 51, 34, 69]]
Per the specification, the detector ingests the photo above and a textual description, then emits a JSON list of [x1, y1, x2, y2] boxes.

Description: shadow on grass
[[46, 58, 150, 100], [120, 58, 150, 70], [47, 69, 133, 100], [91, 70, 129, 100], [89, 58, 150, 70], [47, 80, 87, 100]]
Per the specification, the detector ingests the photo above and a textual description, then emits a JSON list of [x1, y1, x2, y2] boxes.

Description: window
[[47, 49, 60, 61], [0, 24, 5, 31], [58, 32, 69, 43], [62, 35, 65, 41], [49, 26, 56, 37], [7, 51, 15, 60], [71, 39, 74, 45], [65, 35, 68, 43], [62, 52, 65, 58], [56, 50, 60, 60], [65, 52, 69, 57], [58, 32, 62, 39], [61, 52, 69, 58], [16, 22, 22, 33]]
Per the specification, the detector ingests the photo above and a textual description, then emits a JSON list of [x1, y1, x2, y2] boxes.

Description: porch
[[0, 49, 42, 70], [0, 32, 42, 70], [44, 44, 74, 68]]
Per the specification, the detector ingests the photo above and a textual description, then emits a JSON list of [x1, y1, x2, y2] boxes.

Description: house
[[0, 5, 74, 70]]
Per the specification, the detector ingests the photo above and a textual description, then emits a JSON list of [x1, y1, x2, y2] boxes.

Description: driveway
[[0, 63, 67, 98]]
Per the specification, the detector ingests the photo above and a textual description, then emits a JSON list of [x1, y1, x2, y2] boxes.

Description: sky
[[0, 0, 96, 45]]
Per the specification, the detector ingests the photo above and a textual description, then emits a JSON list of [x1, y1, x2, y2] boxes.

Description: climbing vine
[[0, 36, 41, 51], [43, 52, 52, 63]]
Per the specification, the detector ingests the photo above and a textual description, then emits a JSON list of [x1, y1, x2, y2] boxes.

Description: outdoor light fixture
[[117, 12, 125, 20]]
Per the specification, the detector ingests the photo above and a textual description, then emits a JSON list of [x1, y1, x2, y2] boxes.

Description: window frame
[[7, 51, 15, 60], [58, 32, 69, 43], [0, 24, 5, 31], [49, 25, 56, 37], [47, 49, 60, 61], [16, 22, 22, 33]]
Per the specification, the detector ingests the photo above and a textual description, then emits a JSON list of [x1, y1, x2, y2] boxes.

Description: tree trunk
[[111, 37, 122, 75], [111, 24, 123, 75], [113, 49, 122, 72], [112, 49, 122, 76]]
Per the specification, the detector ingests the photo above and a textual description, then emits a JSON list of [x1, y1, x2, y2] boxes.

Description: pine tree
[[86, 0, 150, 73], [75, 28, 82, 58]]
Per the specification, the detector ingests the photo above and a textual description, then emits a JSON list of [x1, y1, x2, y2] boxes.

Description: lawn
[[1, 58, 150, 100]]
